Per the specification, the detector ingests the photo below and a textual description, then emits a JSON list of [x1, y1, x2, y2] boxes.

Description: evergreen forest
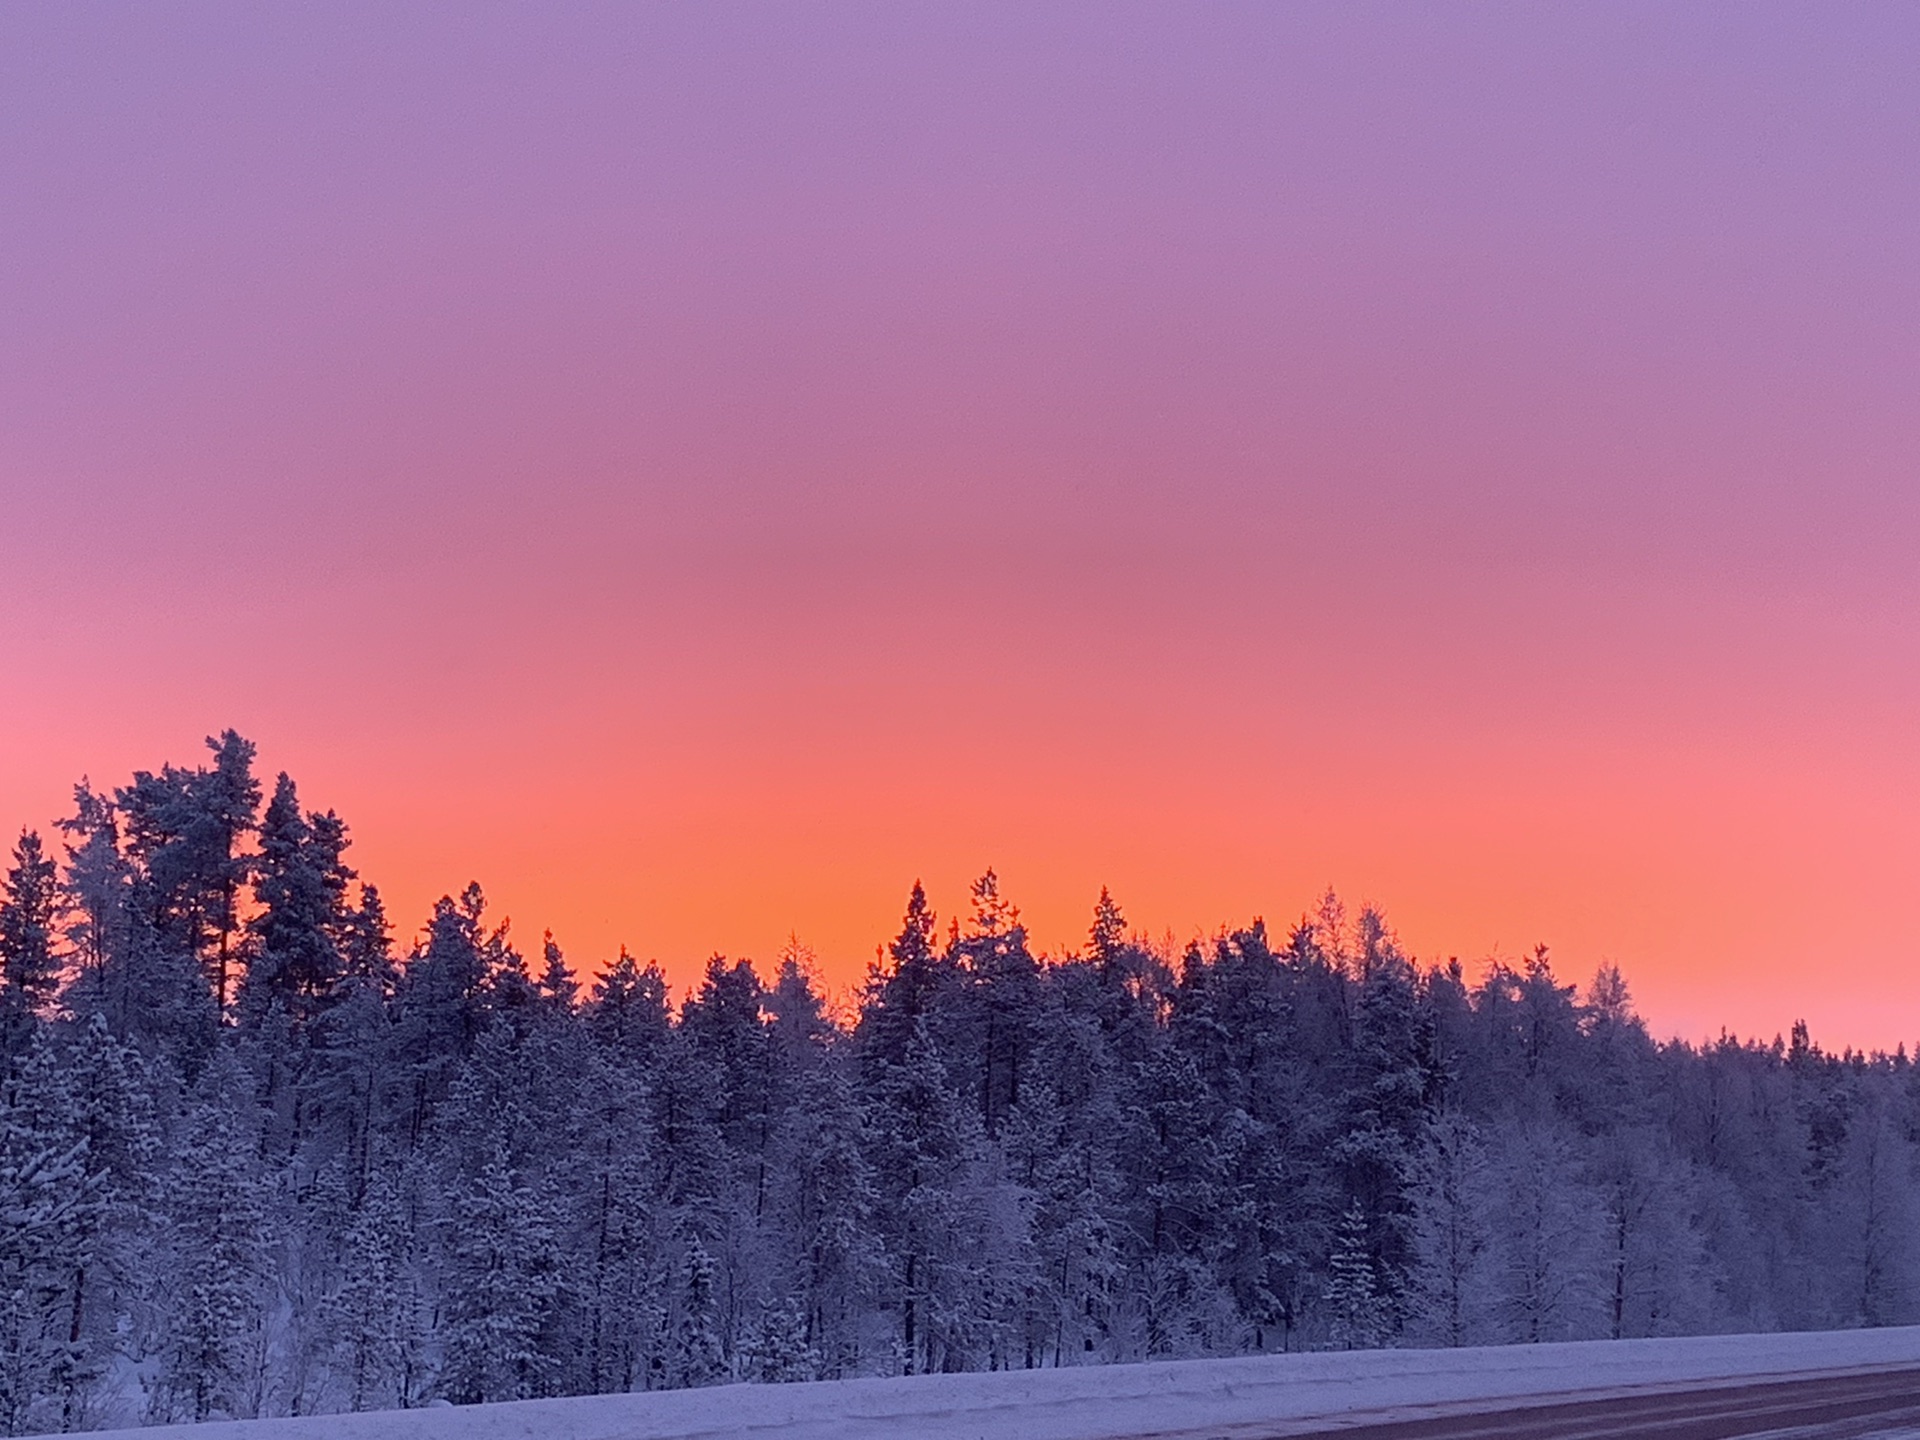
[[0, 732, 1913, 1431]]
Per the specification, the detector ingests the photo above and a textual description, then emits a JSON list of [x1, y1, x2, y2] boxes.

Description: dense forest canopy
[[0, 732, 1912, 1432]]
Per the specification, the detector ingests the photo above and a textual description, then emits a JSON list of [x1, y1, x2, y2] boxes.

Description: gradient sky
[[4, 3, 1919, 1045]]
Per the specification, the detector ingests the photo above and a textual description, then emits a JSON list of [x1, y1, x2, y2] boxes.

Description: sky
[[3, 3, 1919, 1045]]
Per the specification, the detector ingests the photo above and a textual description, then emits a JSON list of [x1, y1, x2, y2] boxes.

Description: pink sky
[[4, 4, 1919, 1044]]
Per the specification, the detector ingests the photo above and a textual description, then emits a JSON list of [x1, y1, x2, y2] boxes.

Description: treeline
[[0, 731, 1912, 1431]]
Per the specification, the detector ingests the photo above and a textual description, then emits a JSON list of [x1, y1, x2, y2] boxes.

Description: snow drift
[[61, 1327, 1920, 1440]]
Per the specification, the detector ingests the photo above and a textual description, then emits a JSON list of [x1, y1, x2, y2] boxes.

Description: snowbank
[[64, 1327, 1920, 1440]]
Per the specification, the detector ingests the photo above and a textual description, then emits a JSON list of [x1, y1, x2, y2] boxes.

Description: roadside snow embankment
[[64, 1327, 1920, 1440]]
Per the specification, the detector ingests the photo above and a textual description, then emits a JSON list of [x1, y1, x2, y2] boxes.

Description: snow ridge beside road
[[59, 1327, 1920, 1440]]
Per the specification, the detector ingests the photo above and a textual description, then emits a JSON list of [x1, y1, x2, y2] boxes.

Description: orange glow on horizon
[[5, 7, 1919, 1051]]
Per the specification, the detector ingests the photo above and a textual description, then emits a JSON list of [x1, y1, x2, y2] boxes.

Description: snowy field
[[63, 1327, 1920, 1440]]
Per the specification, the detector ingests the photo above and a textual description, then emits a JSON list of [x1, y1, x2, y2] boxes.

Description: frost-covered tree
[[241, 774, 352, 1024], [0, 832, 63, 1041], [47, 1015, 156, 1432], [321, 1172, 420, 1412], [740, 1296, 817, 1382], [1324, 1202, 1390, 1350], [1486, 1116, 1603, 1343], [666, 1238, 725, 1388], [116, 732, 260, 1017], [2, 739, 1920, 1420], [437, 1143, 565, 1404], [866, 1016, 975, 1374], [0, 1034, 103, 1436], [1404, 1111, 1493, 1347], [771, 1060, 880, 1376], [155, 1056, 267, 1423], [54, 787, 126, 994]]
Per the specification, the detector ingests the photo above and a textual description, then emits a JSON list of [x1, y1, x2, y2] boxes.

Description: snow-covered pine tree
[[951, 870, 1042, 1139], [45, 1014, 158, 1432], [393, 887, 495, 1142], [536, 932, 579, 1016], [1327, 910, 1431, 1330], [0, 1033, 102, 1436], [320, 1170, 419, 1412], [740, 1296, 817, 1383], [857, 883, 947, 1084], [0, 832, 63, 1053], [241, 775, 351, 1026], [155, 1054, 268, 1423], [772, 1058, 880, 1377], [865, 1014, 977, 1374], [53, 785, 127, 995], [1324, 1201, 1389, 1350], [1403, 1110, 1493, 1347], [666, 1238, 725, 1388], [436, 1142, 565, 1404], [115, 732, 260, 1019], [1485, 1115, 1603, 1344], [568, 1035, 663, 1395]]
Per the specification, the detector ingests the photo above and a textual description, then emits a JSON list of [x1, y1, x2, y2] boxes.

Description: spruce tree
[[53, 785, 125, 989], [157, 1058, 267, 1422], [52, 1016, 158, 1431], [954, 870, 1041, 1137], [322, 1173, 418, 1412], [0, 1034, 102, 1436], [774, 1061, 880, 1376], [0, 831, 62, 1024], [242, 774, 350, 1023], [858, 883, 944, 1081], [667, 1239, 726, 1388], [1324, 1201, 1388, 1350], [740, 1296, 817, 1383], [437, 1143, 565, 1404]]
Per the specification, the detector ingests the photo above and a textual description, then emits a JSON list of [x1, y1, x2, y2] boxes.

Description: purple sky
[[4, 4, 1919, 1042]]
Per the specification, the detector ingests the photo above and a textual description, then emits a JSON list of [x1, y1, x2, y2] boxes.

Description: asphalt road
[[1149, 1364, 1920, 1440]]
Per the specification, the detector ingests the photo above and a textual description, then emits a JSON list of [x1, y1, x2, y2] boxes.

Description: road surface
[[1151, 1365, 1920, 1440]]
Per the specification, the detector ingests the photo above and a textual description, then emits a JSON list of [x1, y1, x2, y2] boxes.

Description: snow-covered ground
[[62, 1327, 1920, 1440]]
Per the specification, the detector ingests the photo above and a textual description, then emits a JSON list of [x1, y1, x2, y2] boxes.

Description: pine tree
[[954, 870, 1042, 1138], [536, 932, 579, 1015], [156, 1057, 267, 1422], [394, 886, 495, 1139], [340, 884, 398, 995], [241, 774, 350, 1023], [1328, 912, 1431, 1321], [585, 948, 672, 1062], [54, 785, 126, 990], [740, 1296, 817, 1383], [772, 1061, 880, 1376], [866, 1015, 979, 1373], [1324, 1201, 1388, 1350], [117, 731, 260, 1016], [571, 1040, 663, 1395], [0, 832, 62, 1029], [0, 1034, 103, 1436], [666, 1238, 726, 1388], [322, 1172, 419, 1412], [49, 1013, 157, 1431], [858, 883, 945, 1081], [437, 1144, 565, 1404]]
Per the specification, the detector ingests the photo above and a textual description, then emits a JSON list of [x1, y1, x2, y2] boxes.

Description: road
[[1150, 1364, 1920, 1440]]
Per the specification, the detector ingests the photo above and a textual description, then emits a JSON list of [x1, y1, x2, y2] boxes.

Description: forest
[[0, 731, 1912, 1432]]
